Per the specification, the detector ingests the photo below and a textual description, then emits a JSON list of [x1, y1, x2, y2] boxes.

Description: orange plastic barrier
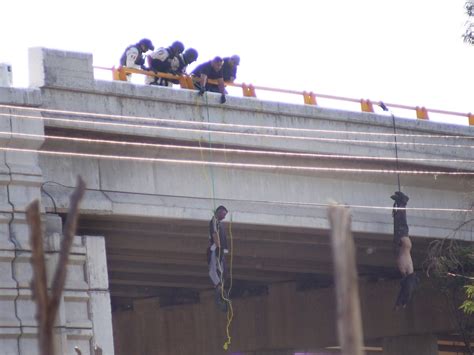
[[95, 66, 473, 125]]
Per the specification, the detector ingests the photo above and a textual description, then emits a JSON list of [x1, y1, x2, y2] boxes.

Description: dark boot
[[391, 191, 409, 244]]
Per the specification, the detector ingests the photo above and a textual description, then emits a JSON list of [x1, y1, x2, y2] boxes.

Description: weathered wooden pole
[[27, 176, 86, 355], [327, 204, 365, 355]]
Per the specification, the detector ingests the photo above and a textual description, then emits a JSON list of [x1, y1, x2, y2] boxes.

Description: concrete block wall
[[0, 99, 114, 354]]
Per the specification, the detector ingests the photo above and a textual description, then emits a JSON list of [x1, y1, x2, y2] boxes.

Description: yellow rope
[[198, 93, 234, 350], [222, 215, 234, 350]]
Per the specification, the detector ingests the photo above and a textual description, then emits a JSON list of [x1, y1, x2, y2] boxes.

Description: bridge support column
[[0, 94, 114, 354], [382, 334, 438, 355]]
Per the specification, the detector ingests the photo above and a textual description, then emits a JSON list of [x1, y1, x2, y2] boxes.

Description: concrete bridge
[[0, 48, 473, 354]]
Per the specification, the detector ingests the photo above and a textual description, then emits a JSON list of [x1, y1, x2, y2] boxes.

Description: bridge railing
[[93, 65, 474, 126]]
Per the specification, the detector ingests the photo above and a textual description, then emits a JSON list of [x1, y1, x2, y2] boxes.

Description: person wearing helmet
[[222, 55, 240, 82], [167, 48, 199, 85], [390, 191, 419, 309], [119, 38, 154, 81], [146, 41, 185, 86], [192, 56, 226, 104], [174, 48, 199, 75]]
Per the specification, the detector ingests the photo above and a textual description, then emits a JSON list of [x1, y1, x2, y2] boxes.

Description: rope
[[0, 105, 474, 139], [4, 111, 474, 152], [200, 93, 233, 350], [4, 145, 474, 176], [40, 179, 474, 213], [4, 129, 474, 164], [222, 215, 234, 351], [387, 103, 402, 192], [204, 93, 217, 211]]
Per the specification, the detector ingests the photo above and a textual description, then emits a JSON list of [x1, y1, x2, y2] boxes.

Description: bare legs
[[397, 236, 414, 276], [391, 191, 418, 308]]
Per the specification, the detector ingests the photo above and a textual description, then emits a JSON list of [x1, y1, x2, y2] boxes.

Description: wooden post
[[27, 176, 86, 355], [327, 204, 365, 355]]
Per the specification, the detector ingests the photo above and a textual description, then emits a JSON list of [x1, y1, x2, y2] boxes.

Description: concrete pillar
[[383, 334, 438, 355], [85, 236, 114, 355], [29, 47, 94, 90], [0, 93, 114, 354]]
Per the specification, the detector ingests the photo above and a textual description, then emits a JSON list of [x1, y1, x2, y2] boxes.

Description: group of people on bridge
[[120, 38, 240, 104]]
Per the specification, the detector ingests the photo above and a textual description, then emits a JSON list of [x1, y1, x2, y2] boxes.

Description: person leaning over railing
[[119, 38, 154, 81], [222, 55, 240, 83], [168, 48, 199, 84], [146, 41, 185, 86], [192, 56, 226, 104]]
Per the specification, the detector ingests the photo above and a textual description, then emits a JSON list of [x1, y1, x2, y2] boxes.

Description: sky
[[1, 0, 472, 125]]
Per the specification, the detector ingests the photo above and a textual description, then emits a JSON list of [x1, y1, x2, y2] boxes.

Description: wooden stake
[[27, 176, 86, 355], [327, 204, 365, 355]]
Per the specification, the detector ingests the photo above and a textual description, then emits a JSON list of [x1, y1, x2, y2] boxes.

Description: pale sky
[[1, 1, 472, 124]]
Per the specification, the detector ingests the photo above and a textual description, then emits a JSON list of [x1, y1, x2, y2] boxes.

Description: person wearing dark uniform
[[172, 48, 198, 75], [146, 41, 185, 86], [222, 55, 240, 82], [167, 48, 199, 84], [207, 205, 229, 311], [119, 38, 154, 81], [192, 56, 226, 103], [391, 191, 418, 308]]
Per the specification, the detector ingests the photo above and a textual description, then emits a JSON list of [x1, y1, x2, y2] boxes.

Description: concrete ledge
[[0, 87, 42, 106], [29, 47, 93, 90]]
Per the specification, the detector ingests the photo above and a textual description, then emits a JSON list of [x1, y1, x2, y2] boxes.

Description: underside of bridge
[[75, 214, 424, 308], [72, 214, 474, 354]]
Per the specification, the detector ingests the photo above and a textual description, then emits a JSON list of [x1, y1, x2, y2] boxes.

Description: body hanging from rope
[[207, 205, 229, 312], [391, 191, 419, 308]]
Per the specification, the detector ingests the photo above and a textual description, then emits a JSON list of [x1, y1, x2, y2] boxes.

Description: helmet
[[230, 54, 240, 65], [171, 41, 185, 54], [138, 38, 154, 51], [183, 48, 198, 64]]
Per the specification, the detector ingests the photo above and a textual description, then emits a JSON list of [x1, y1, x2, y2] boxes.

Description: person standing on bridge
[[119, 38, 154, 81], [391, 191, 418, 308], [208, 205, 229, 312]]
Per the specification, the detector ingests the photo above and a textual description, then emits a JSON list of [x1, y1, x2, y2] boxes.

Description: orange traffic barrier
[[416, 106, 429, 120], [179, 75, 194, 90], [94, 66, 472, 125], [112, 66, 127, 81], [303, 91, 317, 105], [242, 83, 257, 98], [360, 99, 374, 113]]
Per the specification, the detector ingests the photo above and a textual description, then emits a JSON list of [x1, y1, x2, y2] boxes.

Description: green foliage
[[424, 234, 473, 324], [460, 285, 474, 315]]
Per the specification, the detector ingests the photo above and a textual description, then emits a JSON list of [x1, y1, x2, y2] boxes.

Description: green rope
[[204, 92, 217, 210]]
